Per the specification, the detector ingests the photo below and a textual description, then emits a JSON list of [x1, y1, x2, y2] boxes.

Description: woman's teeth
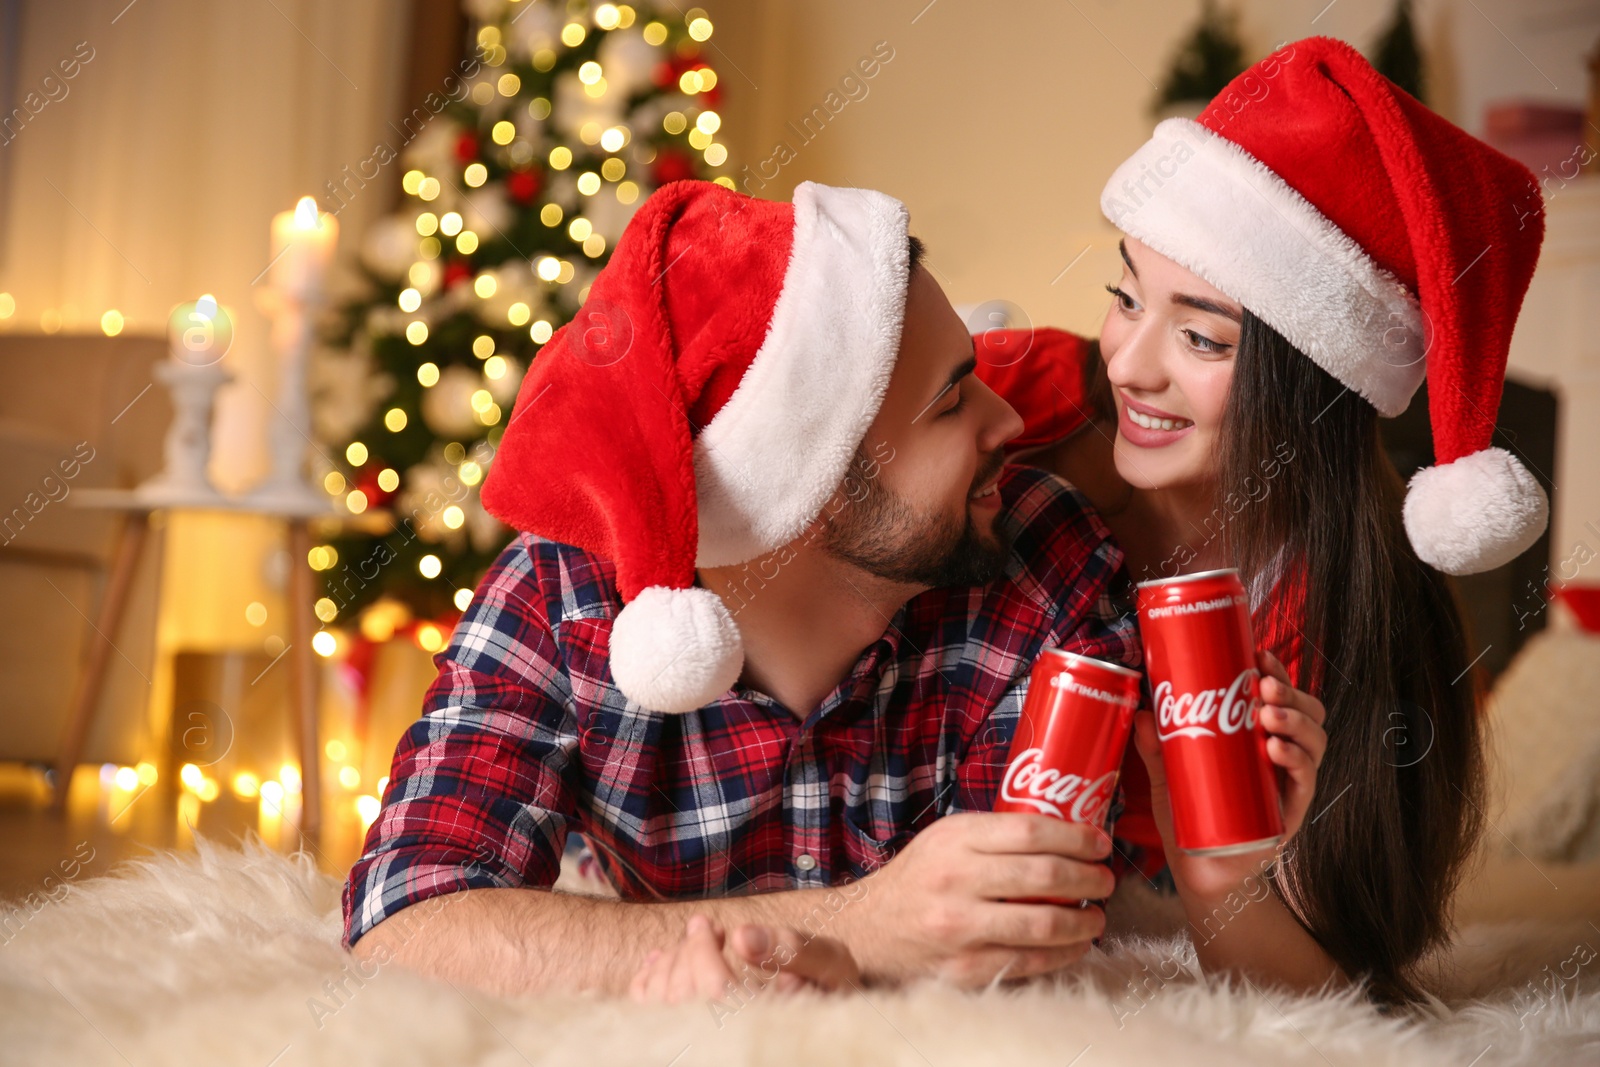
[[1127, 408, 1193, 432]]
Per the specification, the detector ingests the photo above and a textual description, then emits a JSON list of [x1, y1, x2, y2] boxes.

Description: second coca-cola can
[[994, 649, 1141, 905], [1136, 568, 1283, 856]]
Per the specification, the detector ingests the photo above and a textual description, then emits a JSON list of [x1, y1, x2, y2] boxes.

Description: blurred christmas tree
[[1370, 0, 1425, 103], [310, 0, 730, 655], [1152, 0, 1247, 115]]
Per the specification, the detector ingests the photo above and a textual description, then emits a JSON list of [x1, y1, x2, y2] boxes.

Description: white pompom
[[1403, 447, 1549, 575], [610, 585, 744, 714]]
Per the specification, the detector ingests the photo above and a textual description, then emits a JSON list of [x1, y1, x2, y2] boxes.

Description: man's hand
[[844, 811, 1114, 988], [627, 913, 860, 1005]]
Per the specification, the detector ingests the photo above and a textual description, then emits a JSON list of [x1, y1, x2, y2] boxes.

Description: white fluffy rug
[[2, 834, 1597, 1066]]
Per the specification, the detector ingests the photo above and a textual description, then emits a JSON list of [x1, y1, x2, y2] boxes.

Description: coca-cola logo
[[1153, 668, 1259, 741], [999, 748, 1118, 825]]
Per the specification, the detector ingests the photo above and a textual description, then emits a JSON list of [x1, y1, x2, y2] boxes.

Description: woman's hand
[[1130, 649, 1327, 905], [627, 913, 860, 1005]]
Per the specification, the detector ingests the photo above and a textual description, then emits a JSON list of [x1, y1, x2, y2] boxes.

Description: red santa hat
[[1100, 35, 1548, 575], [480, 180, 911, 713], [972, 327, 1099, 451]]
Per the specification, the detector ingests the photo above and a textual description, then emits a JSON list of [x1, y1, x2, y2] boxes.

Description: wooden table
[[52, 489, 346, 844]]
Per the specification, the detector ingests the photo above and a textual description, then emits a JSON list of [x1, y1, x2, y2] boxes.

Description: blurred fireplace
[[1380, 376, 1559, 683]]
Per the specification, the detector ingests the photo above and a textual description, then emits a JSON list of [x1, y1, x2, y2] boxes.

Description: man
[[342, 180, 1137, 1004]]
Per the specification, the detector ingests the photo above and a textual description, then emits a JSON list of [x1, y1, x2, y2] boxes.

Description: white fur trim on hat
[[610, 585, 744, 714], [1402, 447, 1549, 575], [692, 182, 911, 567], [1101, 118, 1426, 418]]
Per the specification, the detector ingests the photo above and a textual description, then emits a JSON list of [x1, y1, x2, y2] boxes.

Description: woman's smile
[[1117, 391, 1197, 448]]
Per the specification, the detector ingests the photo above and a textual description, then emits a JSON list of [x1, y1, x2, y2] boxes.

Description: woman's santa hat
[[1100, 35, 1548, 575], [480, 180, 911, 714]]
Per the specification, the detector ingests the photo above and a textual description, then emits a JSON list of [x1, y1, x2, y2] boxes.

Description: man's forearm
[[352, 880, 874, 998]]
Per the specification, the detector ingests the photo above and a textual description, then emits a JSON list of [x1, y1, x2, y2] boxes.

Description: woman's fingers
[[1251, 657, 1326, 841], [1268, 732, 1316, 772], [671, 914, 732, 1003], [638, 913, 731, 1005], [1258, 648, 1292, 686], [1260, 704, 1327, 765], [733, 925, 861, 993], [1263, 702, 1324, 835], [1271, 734, 1318, 835], [627, 948, 662, 1002], [641, 944, 674, 1003], [1256, 652, 1327, 727], [633, 917, 860, 1004], [1261, 675, 1326, 726]]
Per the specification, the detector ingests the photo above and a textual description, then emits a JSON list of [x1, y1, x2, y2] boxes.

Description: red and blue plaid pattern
[[342, 464, 1142, 948]]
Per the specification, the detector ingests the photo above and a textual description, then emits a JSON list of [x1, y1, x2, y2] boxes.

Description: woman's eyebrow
[[1170, 293, 1242, 323], [1122, 237, 1242, 323]]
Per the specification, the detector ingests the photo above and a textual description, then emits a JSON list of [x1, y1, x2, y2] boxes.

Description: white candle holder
[[134, 296, 236, 507], [241, 287, 335, 515]]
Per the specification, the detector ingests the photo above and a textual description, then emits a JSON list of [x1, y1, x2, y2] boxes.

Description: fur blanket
[[1, 834, 1596, 1066]]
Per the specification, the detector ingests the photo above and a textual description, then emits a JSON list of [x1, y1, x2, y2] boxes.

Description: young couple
[[342, 37, 1547, 1012]]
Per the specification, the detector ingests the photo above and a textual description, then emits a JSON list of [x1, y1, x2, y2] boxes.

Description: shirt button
[[794, 853, 817, 871]]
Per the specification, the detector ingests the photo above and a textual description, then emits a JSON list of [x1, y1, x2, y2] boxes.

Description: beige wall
[[700, 0, 1597, 336]]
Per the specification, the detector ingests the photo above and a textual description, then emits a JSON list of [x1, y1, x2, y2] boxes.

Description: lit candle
[[166, 293, 235, 367], [260, 779, 285, 849], [268, 196, 339, 300]]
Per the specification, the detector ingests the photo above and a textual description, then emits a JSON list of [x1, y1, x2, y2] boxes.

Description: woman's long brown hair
[[1087, 313, 1488, 1008], [1225, 312, 1486, 1007]]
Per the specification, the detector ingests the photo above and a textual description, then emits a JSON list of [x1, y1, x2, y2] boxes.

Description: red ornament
[[354, 466, 394, 507], [649, 51, 724, 105], [507, 168, 543, 204], [454, 131, 479, 163], [654, 54, 708, 91], [443, 259, 473, 289], [651, 148, 697, 186]]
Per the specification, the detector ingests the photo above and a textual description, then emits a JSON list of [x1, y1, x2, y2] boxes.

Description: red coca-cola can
[[1136, 568, 1283, 856], [994, 649, 1141, 905]]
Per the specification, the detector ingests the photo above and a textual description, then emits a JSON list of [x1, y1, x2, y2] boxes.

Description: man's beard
[[820, 450, 1013, 590]]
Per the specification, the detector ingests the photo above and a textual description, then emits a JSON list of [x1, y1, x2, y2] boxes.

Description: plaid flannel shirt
[[342, 463, 1141, 949]]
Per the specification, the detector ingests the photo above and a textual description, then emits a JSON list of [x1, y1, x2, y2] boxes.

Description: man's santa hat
[[480, 180, 911, 714], [1100, 35, 1548, 575]]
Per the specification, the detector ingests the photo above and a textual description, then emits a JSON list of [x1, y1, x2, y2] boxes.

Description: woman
[[976, 36, 1548, 1007]]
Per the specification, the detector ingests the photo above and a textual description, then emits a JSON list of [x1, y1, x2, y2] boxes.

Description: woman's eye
[[1182, 329, 1232, 355], [1105, 283, 1138, 312]]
